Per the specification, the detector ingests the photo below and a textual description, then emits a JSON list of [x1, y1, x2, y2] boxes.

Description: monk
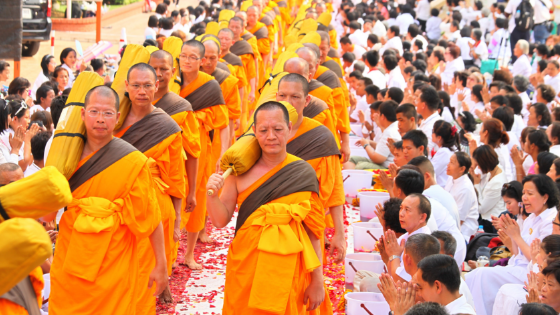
[[316, 31, 350, 103], [296, 47, 351, 162], [277, 73, 347, 314], [149, 50, 201, 257], [113, 63, 186, 311], [206, 101, 325, 314], [49, 86, 167, 314], [179, 40, 228, 269], [283, 57, 338, 144], [247, 4, 272, 73]]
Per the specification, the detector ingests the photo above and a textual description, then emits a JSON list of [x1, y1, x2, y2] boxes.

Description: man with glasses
[[178, 40, 228, 271], [112, 62, 185, 314], [49, 85, 168, 315]]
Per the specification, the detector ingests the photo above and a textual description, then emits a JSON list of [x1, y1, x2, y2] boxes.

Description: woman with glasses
[[0, 100, 39, 172], [0, 99, 23, 164], [466, 174, 559, 315]]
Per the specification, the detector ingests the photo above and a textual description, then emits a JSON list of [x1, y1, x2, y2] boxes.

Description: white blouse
[[431, 147, 453, 187], [445, 174, 479, 241], [475, 167, 507, 220]]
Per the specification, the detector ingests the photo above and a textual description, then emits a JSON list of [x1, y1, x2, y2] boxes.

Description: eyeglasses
[[179, 54, 202, 61], [86, 110, 116, 119], [129, 84, 154, 91], [12, 101, 27, 117]]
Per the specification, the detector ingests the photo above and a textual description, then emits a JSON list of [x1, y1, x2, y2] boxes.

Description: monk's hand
[[248, 91, 255, 103], [46, 230, 58, 244], [148, 263, 168, 296], [206, 173, 225, 197], [303, 275, 325, 311], [330, 230, 346, 264], [185, 192, 197, 213]]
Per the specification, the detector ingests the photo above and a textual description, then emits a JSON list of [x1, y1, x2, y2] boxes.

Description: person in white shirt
[[145, 15, 159, 40], [406, 24, 428, 53], [384, 54, 406, 89], [459, 84, 484, 119], [542, 61, 560, 97], [30, 84, 54, 116], [440, 44, 465, 85], [470, 28, 488, 68], [415, 85, 443, 154], [348, 101, 402, 169], [426, 8, 442, 41], [466, 174, 558, 315], [415, 0, 431, 31], [348, 21, 368, 49], [416, 255, 476, 315], [0, 99, 23, 165], [59, 48, 78, 89], [31, 55, 56, 101], [396, 4, 415, 36], [349, 77, 372, 123], [511, 76, 531, 125], [363, 50, 387, 89], [456, 27, 476, 67], [379, 25, 404, 56], [24, 131, 49, 178], [371, 17, 387, 39], [488, 18, 511, 60], [546, 122, 560, 156], [511, 40, 533, 79], [445, 152, 479, 242], [430, 120, 458, 187], [533, 0, 553, 43], [505, 0, 534, 60], [340, 37, 366, 61]]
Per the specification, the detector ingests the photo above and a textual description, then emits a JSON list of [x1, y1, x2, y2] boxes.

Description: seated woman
[[536, 152, 557, 176], [512, 129, 552, 181], [546, 122, 560, 156], [445, 152, 479, 242], [459, 84, 485, 119], [546, 158, 560, 192], [527, 103, 552, 130], [468, 118, 513, 181], [472, 145, 508, 232], [466, 174, 559, 315], [431, 120, 459, 187], [457, 111, 477, 155]]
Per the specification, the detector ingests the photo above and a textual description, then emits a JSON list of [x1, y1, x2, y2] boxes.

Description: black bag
[[515, 0, 534, 32], [465, 233, 498, 261]]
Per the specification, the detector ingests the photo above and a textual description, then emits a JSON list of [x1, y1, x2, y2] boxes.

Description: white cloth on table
[[424, 184, 460, 228], [430, 146, 453, 187], [492, 283, 526, 315], [445, 174, 479, 242]]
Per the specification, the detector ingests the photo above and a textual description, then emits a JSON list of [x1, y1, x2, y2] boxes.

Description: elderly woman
[[512, 40, 532, 78], [440, 44, 465, 85]]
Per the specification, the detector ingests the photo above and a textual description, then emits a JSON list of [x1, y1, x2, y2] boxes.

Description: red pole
[[96, 1, 102, 43]]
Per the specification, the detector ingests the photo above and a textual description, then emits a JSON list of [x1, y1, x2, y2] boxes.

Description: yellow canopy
[[46, 71, 104, 178], [162, 36, 184, 94]]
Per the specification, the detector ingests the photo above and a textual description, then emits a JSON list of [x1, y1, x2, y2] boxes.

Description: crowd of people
[[5, 0, 560, 313]]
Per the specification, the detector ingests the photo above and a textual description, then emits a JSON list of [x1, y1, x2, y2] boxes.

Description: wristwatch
[[389, 255, 400, 262], [363, 143, 370, 149]]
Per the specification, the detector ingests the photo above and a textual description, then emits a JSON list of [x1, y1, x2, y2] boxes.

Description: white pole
[[67, 0, 72, 19], [51, 30, 55, 56]]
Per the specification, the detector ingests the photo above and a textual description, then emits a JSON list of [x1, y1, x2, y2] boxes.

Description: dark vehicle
[[22, 0, 52, 57]]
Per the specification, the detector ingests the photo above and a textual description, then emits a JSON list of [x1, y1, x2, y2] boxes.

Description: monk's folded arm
[[206, 175, 237, 228], [185, 153, 198, 198]]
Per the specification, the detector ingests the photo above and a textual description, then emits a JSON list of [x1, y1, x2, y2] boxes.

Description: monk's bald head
[[150, 50, 174, 67], [203, 39, 220, 53], [284, 58, 310, 79], [302, 43, 321, 60], [0, 163, 23, 186], [254, 101, 290, 127], [84, 85, 120, 111], [296, 47, 318, 65]]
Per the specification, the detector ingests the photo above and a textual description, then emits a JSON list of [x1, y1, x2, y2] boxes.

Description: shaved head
[[203, 39, 220, 52], [182, 39, 205, 57], [302, 43, 321, 59], [247, 6, 259, 12], [84, 85, 120, 111], [296, 47, 318, 64], [150, 50, 174, 67], [0, 163, 23, 185], [218, 28, 234, 39], [284, 58, 310, 79]]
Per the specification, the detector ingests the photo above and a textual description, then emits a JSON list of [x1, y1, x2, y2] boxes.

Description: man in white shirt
[[470, 28, 488, 68], [24, 131, 49, 178], [379, 25, 404, 56], [544, 61, 560, 95], [371, 17, 387, 39], [456, 26, 475, 67], [396, 5, 415, 36], [349, 77, 372, 123], [348, 21, 368, 49], [340, 37, 366, 61], [512, 40, 533, 78], [363, 50, 387, 89], [384, 54, 406, 89], [348, 101, 402, 169], [426, 8, 442, 41], [406, 24, 428, 53], [415, 85, 443, 153], [416, 255, 476, 315]]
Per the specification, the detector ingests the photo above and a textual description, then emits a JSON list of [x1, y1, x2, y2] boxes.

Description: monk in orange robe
[[149, 50, 201, 261], [247, 5, 271, 89], [317, 31, 350, 103], [49, 86, 167, 315], [277, 74, 347, 315], [206, 101, 326, 314], [179, 40, 229, 269], [296, 46, 351, 163], [113, 63, 186, 312]]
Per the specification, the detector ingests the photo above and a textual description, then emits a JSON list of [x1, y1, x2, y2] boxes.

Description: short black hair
[[342, 52, 356, 64], [490, 95, 509, 107], [523, 174, 560, 209], [365, 85, 380, 98], [419, 85, 440, 111], [519, 303, 557, 315], [402, 130, 428, 156], [279, 73, 309, 96], [532, 103, 552, 126], [383, 198, 407, 234], [504, 93, 522, 115], [127, 62, 157, 82], [405, 234, 441, 264], [396, 103, 417, 121], [527, 129, 552, 152], [389, 25, 400, 36], [183, 39, 206, 57], [492, 106, 514, 131], [395, 169, 425, 195], [384, 54, 399, 71], [431, 230, 457, 256], [431, 8, 439, 16], [50, 95, 68, 129], [418, 254, 461, 293], [379, 100, 398, 122], [31, 131, 51, 161], [408, 24, 419, 38], [84, 85, 120, 112], [365, 50, 380, 67], [253, 101, 290, 127], [472, 145, 499, 173], [387, 87, 404, 104], [404, 302, 449, 315]]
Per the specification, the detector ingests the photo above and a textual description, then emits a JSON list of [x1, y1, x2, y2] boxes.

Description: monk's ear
[[115, 112, 121, 122], [288, 121, 293, 132], [304, 95, 311, 107], [81, 107, 86, 122], [154, 79, 160, 93]]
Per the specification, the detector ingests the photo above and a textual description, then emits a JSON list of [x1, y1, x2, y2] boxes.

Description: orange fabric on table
[[0, 267, 44, 315], [180, 72, 228, 232], [49, 149, 160, 315], [223, 154, 324, 315]]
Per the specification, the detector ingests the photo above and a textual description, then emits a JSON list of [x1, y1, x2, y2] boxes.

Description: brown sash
[[186, 79, 226, 111], [235, 159, 319, 233], [155, 92, 193, 116], [69, 138, 137, 192], [120, 108, 181, 153], [223, 52, 243, 66], [327, 24, 334, 31], [231, 40, 254, 56], [321, 60, 343, 78], [212, 67, 230, 85], [241, 33, 254, 41], [317, 70, 341, 89], [253, 27, 268, 40], [328, 48, 340, 59], [273, 7, 280, 15], [0, 277, 41, 315], [260, 15, 273, 26], [287, 125, 340, 161], [276, 0, 287, 7], [308, 79, 325, 92], [303, 95, 328, 118], [217, 62, 231, 74]]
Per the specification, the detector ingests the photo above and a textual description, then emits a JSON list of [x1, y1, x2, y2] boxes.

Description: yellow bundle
[[317, 12, 332, 27], [206, 21, 221, 36], [113, 44, 151, 130], [299, 31, 321, 46], [162, 36, 183, 94], [46, 72, 104, 178], [0, 218, 52, 295], [240, 0, 251, 11], [219, 9, 235, 22], [0, 166, 72, 223], [271, 51, 298, 76]]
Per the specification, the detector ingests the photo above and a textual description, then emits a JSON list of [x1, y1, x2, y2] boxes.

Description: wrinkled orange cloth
[[49, 150, 160, 315], [311, 110, 339, 147], [180, 72, 228, 232], [223, 154, 324, 315], [314, 67, 351, 134], [0, 267, 44, 314], [249, 22, 271, 56]]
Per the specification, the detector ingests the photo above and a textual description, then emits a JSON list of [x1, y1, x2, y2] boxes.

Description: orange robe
[[50, 142, 160, 315], [223, 154, 324, 314], [314, 66, 351, 135], [230, 41, 257, 136], [242, 32, 264, 110], [0, 267, 44, 314], [180, 72, 228, 232], [305, 95, 339, 146]]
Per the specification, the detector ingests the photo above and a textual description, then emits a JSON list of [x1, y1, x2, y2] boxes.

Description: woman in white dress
[[458, 84, 485, 119], [445, 152, 479, 242], [1, 100, 38, 172], [31, 54, 56, 100], [0, 99, 23, 164], [431, 120, 459, 187], [438, 91, 455, 123], [469, 118, 514, 181], [59, 47, 79, 89], [465, 174, 558, 315], [440, 44, 465, 85]]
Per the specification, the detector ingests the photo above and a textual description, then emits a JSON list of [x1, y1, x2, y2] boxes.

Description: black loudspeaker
[[0, 0, 22, 61]]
